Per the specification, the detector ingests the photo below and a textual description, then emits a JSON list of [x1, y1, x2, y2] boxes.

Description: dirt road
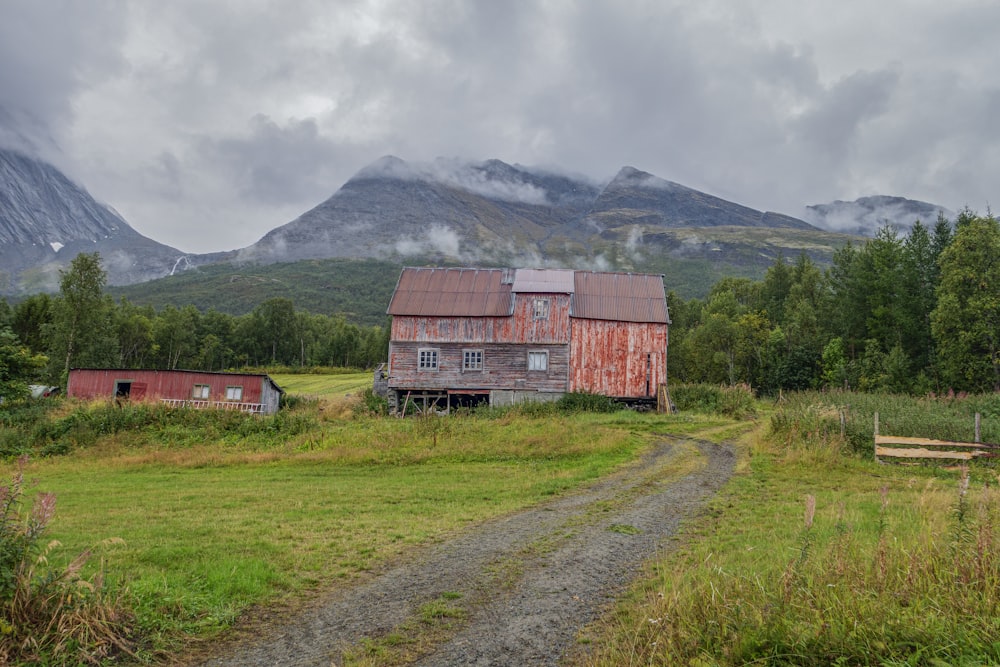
[[187, 435, 736, 666]]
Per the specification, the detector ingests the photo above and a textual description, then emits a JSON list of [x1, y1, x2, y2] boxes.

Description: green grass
[[13, 406, 648, 657], [270, 371, 371, 398], [583, 392, 1000, 666]]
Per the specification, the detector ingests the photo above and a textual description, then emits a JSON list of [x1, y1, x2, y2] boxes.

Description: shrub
[[0, 456, 134, 665], [671, 383, 757, 419], [556, 392, 620, 413], [353, 388, 389, 417]]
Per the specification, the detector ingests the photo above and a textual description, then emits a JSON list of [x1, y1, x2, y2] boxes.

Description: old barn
[[67, 368, 284, 415], [385, 267, 669, 412]]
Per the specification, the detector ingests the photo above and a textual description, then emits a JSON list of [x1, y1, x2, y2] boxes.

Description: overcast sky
[[2, 0, 998, 253]]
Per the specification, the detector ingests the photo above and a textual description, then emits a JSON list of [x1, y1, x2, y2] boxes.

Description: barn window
[[527, 351, 548, 371], [418, 348, 439, 371], [225, 386, 244, 401], [533, 298, 550, 319], [463, 349, 483, 371], [192, 384, 210, 399]]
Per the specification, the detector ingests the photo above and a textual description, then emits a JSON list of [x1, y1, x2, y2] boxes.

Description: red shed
[[67, 368, 284, 415], [385, 267, 669, 412]]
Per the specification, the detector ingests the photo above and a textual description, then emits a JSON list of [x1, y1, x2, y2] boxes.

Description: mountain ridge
[[0, 151, 947, 300]]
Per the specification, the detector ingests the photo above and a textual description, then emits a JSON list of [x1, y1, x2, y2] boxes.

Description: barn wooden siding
[[389, 342, 569, 393], [385, 267, 670, 406], [389, 294, 571, 345], [569, 319, 668, 397], [67, 369, 283, 414]]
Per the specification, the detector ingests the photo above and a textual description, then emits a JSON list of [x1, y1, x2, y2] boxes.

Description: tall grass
[[586, 392, 1000, 666], [769, 390, 1000, 457], [0, 457, 133, 665], [670, 383, 757, 419]]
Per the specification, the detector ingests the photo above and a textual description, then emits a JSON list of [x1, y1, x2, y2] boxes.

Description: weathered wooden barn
[[67, 368, 284, 415], [384, 267, 669, 412]]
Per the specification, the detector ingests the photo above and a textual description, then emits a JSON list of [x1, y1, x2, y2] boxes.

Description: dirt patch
[[184, 435, 737, 666]]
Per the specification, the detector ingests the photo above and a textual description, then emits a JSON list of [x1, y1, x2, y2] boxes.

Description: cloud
[[394, 224, 462, 257], [4, 1, 1000, 254]]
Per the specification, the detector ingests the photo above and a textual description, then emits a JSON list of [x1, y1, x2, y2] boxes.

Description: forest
[[1, 209, 998, 399]]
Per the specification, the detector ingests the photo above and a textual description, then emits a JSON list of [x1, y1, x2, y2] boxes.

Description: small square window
[[225, 386, 243, 401], [527, 351, 548, 371], [463, 349, 483, 371], [192, 384, 210, 399], [533, 298, 550, 319], [418, 348, 439, 370]]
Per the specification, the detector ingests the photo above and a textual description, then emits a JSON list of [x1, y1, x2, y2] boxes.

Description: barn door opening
[[114, 381, 132, 399]]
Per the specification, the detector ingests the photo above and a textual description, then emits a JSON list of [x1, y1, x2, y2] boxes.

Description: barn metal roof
[[387, 268, 514, 317], [387, 267, 669, 323], [572, 271, 669, 323], [511, 268, 575, 293]]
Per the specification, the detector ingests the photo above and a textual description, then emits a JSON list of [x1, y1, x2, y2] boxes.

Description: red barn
[[385, 267, 669, 412], [67, 368, 284, 415]]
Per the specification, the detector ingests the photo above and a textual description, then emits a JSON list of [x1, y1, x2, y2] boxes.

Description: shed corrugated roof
[[572, 271, 669, 323], [387, 267, 514, 317]]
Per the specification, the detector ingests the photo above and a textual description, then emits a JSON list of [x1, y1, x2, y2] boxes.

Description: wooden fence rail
[[874, 412, 1000, 463]]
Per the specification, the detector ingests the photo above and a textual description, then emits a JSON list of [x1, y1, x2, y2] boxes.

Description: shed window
[[532, 298, 550, 320], [225, 386, 244, 401], [527, 351, 548, 371], [463, 349, 483, 371], [418, 348, 439, 371], [192, 384, 210, 399]]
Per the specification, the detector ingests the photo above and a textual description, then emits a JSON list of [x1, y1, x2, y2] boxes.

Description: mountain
[[0, 148, 192, 294], [803, 195, 952, 237], [230, 157, 850, 280]]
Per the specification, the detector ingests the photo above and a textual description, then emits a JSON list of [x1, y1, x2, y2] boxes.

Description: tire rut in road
[[189, 436, 736, 667]]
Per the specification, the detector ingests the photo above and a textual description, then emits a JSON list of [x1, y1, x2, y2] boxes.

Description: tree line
[[668, 208, 1000, 395], [0, 252, 389, 398], [2, 209, 999, 400]]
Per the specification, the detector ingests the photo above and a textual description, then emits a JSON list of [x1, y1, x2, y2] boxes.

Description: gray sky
[[2, 0, 997, 253]]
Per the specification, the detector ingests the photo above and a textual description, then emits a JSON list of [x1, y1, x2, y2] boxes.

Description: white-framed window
[[192, 384, 210, 399], [527, 351, 548, 371], [418, 348, 439, 371], [533, 298, 550, 320], [463, 349, 483, 371], [225, 386, 244, 401]]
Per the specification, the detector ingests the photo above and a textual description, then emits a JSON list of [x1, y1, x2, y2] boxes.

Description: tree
[[0, 328, 46, 402], [11, 293, 52, 355], [46, 253, 116, 381], [931, 214, 1000, 391]]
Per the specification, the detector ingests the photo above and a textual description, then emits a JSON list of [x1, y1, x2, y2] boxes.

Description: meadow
[[4, 382, 1000, 665]]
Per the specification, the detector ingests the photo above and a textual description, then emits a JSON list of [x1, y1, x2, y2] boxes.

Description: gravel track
[[185, 435, 736, 667]]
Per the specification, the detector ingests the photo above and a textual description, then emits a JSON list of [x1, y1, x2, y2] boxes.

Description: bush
[[0, 456, 134, 664], [556, 392, 620, 414], [671, 383, 757, 419], [353, 388, 389, 417]]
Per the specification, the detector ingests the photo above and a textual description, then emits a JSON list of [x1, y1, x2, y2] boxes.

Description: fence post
[[840, 409, 846, 438], [874, 412, 879, 460], [976, 413, 981, 444]]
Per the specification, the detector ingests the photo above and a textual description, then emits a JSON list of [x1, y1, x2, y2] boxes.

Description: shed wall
[[67, 369, 279, 413]]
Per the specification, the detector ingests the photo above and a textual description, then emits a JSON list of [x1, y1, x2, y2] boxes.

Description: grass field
[[8, 385, 1000, 665], [269, 371, 372, 398], [15, 398, 650, 660], [583, 392, 1000, 666]]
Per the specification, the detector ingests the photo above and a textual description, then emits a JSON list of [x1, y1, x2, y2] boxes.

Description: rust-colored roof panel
[[572, 272, 669, 323], [388, 267, 667, 322], [387, 268, 513, 317]]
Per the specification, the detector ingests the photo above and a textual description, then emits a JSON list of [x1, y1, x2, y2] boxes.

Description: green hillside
[[107, 258, 401, 326]]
